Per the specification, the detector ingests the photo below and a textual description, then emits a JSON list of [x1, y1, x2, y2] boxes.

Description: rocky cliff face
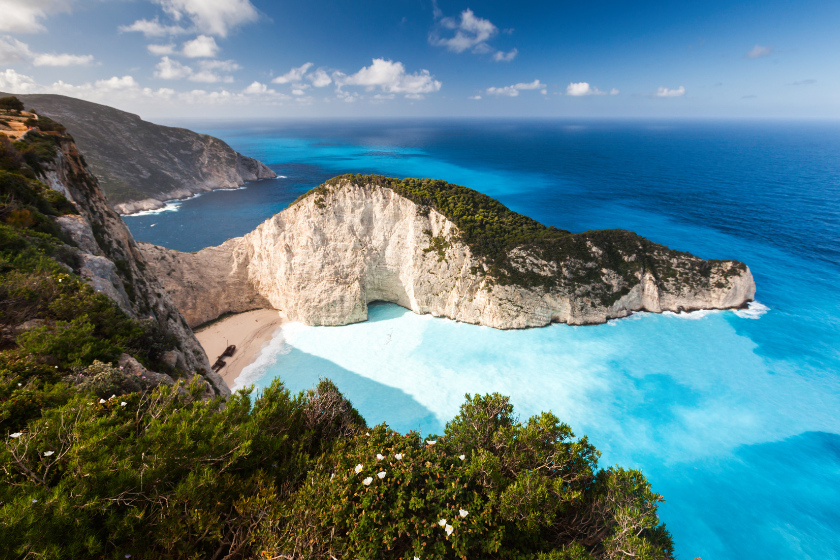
[[42, 135, 229, 397], [1, 92, 275, 214], [141, 177, 755, 330]]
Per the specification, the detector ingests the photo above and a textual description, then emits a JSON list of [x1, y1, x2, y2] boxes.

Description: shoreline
[[194, 309, 285, 390]]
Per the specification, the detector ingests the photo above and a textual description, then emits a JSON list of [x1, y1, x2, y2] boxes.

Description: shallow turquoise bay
[[128, 120, 840, 559]]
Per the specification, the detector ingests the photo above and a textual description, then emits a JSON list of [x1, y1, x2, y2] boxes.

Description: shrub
[[16, 316, 120, 368], [0, 96, 24, 112]]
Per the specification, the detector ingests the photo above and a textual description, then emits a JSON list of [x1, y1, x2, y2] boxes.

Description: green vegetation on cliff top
[[2, 110, 675, 559]]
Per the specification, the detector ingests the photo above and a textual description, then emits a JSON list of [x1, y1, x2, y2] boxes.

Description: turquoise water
[[126, 120, 840, 559]]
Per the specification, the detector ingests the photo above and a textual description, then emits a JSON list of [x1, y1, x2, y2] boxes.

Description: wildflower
[[376, 453, 384, 460], [395, 453, 403, 460], [17, 383, 21, 387], [377, 471, 386, 479], [126, 555, 132, 558], [445, 524, 453, 536], [54, 366, 58, 369], [426, 440, 436, 446], [438, 519, 446, 527], [119, 366, 124, 370], [459, 509, 468, 518], [32, 499, 37, 504], [43, 451, 54, 457], [362, 477, 373, 486], [120, 402, 127, 406], [459, 454, 465, 460], [354, 464, 363, 474], [10, 433, 22, 438], [330, 473, 335, 480], [365, 432, 370, 436], [110, 395, 115, 399], [99, 399, 106, 404]]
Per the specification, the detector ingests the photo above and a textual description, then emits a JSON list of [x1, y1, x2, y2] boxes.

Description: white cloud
[[336, 58, 442, 96], [33, 53, 93, 66], [745, 45, 773, 59], [468, 95, 481, 100], [147, 43, 176, 55], [492, 48, 517, 62], [182, 35, 218, 58], [0, 68, 38, 92], [199, 59, 240, 72], [272, 62, 313, 84], [119, 17, 188, 37], [0, 36, 34, 64], [153, 0, 259, 38], [373, 93, 394, 100], [0, 0, 73, 34], [307, 68, 332, 87], [0, 36, 92, 66], [431, 9, 497, 53], [291, 88, 306, 96], [654, 86, 686, 97], [154, 56, 192, 79], [565, 82, 611, 96], [485, 79, 544, 97]]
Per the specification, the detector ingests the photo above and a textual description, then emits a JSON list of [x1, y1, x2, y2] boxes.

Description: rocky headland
[[141, 174, 755, 330], [0, 92, 275, 214]]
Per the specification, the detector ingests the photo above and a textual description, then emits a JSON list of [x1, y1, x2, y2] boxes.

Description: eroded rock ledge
[[140, 175, 755, 330]]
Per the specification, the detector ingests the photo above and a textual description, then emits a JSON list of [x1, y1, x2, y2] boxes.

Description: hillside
[[142, 174, 755, 329], [0, 92, 275, 214]]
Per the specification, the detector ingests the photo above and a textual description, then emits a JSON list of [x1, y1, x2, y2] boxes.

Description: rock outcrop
[[141, 176, 755, 330], [40, 134, 229, 397], [0, 92, 276, 214]]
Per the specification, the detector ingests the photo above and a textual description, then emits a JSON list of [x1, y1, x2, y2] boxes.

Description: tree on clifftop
[[0, 96, 25, 113]]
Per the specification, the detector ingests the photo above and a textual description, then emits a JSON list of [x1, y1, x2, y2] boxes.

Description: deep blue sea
[[125, 119, 840, 560]]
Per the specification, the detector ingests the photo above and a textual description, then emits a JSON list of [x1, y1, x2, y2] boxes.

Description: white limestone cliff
[[141, 178, 756, 330]]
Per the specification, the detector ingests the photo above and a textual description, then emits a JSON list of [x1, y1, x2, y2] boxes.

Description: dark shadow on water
[[261, 346, 444, 437]]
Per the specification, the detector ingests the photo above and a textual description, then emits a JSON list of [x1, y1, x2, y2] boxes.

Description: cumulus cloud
[[272, 62, 313, 84], [154, 56, 192, 79], [744, 45, 773, 59], [565, 82, 616, 96], [33, 53, 93, 66], [0, 68, 38, 92], [468, 95, 481, 100], [0, 36, 92, 66], [0, 0, 73, 34], [119, 17, 188, 37], [153, 56, 239, 82], [492, 48, 517, 62], [654, 86, 686, 97], [431, 8, 497, 53], [182, 35, 218, 58], [152, 0, 259, 38], [485, 79, 544, 97], [307, 68, 332, 87], [147, 43, 176, 55], [335, 58, 442, 97]]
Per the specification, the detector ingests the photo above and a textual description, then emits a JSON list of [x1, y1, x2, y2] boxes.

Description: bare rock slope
[[1, 92, 275, 214], [141, 175, 755, 330], [41, 133, 229, 397]]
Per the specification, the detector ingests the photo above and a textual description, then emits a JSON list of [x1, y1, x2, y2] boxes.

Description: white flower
[[330, 473, 335, 480], [10, 433, 22, 438], [32, 499, 37, 503], [354, 464, 363, 473], [459, 454, 465, 460], [377, 471, 386, 479], [438, 518, 446, 526], [120, 402, 127, 406], [365, 432, 370, 436], [459, 509, 468, 518], [43, 451, 54, 457], [414, 557, 420, 560], [426, 440, 436, 445], [110, 395, 115, 399], [445, 524, 453, 536], [362, 477, 373, 486], [17, 383, 21, 387], [99, 399, 106, 404], [376, 453, 384, 460], [395, 453, 403, 460]]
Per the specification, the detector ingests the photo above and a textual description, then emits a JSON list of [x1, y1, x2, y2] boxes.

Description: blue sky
[[0, 0, 838, 118]]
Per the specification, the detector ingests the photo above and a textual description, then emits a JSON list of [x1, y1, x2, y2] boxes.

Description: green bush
[[0, 96, 24, 112]]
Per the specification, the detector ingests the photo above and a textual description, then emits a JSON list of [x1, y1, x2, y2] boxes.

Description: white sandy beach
[[194, 309, 285, 389]]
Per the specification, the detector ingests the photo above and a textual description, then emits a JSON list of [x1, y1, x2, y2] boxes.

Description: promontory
[[141, 174, 756, 329]]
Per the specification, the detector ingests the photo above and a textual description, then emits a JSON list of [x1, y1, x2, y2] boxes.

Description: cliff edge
[[141, 175, 755, 330], [0, 92, 276, 214]]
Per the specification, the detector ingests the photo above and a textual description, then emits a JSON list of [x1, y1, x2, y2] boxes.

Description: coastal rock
[[1, 92, 276, 214], [38, 134, 229, 397], [141, 177, 756, 330]]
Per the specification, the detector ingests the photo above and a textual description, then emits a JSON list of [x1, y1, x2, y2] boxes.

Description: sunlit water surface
[[126, 120, 840, 559]]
